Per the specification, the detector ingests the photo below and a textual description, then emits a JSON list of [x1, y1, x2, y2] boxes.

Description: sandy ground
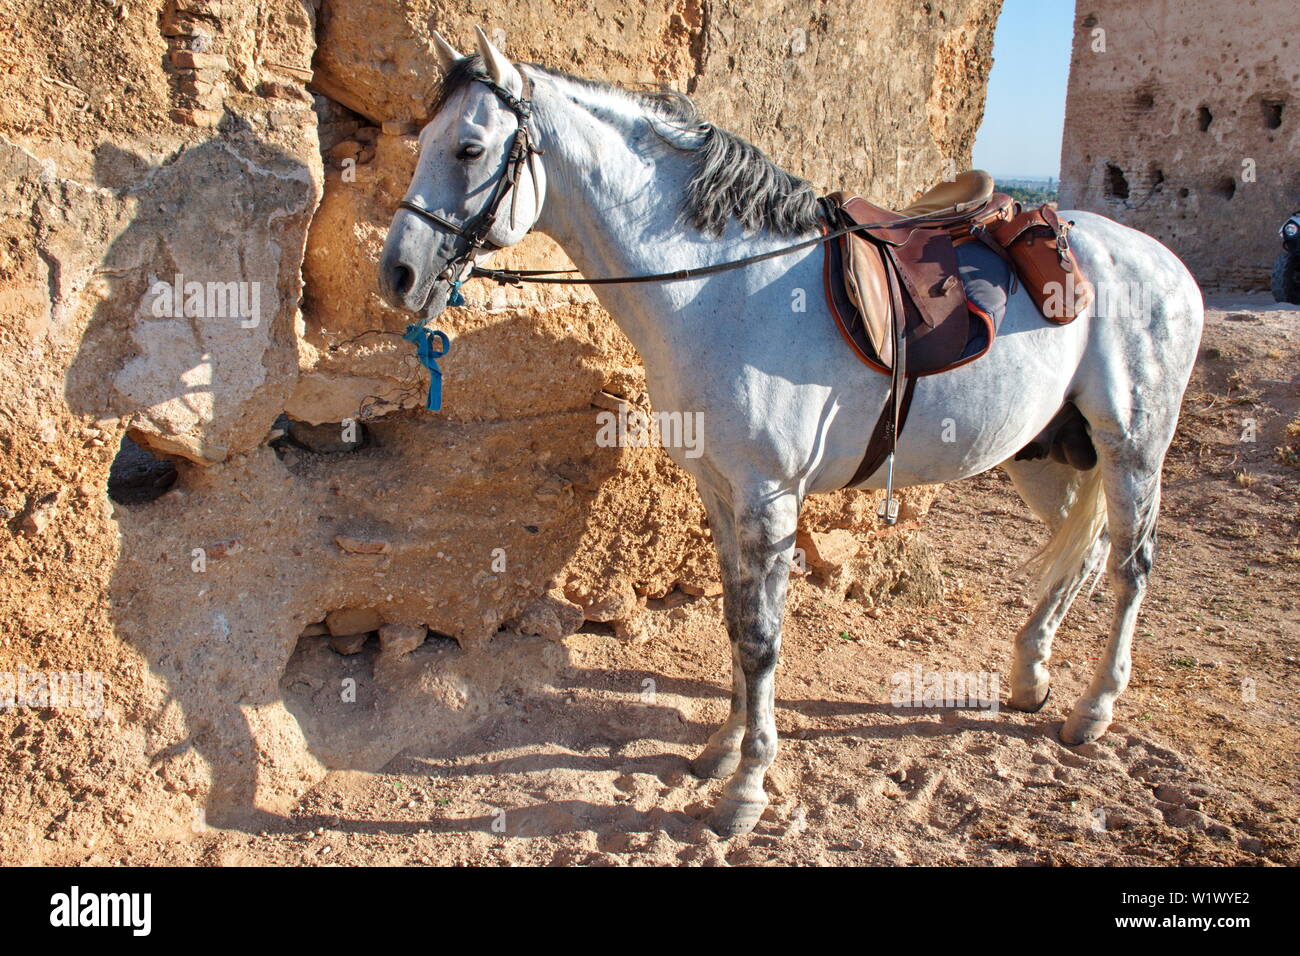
[[43, 294, 1300, 866]]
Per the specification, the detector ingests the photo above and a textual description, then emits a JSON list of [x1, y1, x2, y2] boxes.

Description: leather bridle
[[397, 71, 543, 307]]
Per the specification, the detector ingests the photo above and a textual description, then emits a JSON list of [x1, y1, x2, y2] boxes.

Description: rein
[[465, 211, 973, 287]]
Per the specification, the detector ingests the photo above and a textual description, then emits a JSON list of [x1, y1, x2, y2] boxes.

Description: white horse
[[378, 28, 1204, 836]]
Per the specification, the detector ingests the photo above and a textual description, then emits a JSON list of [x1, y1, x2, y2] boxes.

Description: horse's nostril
[[393, 264, 415, 297]]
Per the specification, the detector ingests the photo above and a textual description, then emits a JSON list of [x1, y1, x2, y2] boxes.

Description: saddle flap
[[889, 228, 967, 332], [840, 232, 894, 368]]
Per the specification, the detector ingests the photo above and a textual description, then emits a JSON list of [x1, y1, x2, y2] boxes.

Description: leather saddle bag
[[984, 203, 1093, 323]]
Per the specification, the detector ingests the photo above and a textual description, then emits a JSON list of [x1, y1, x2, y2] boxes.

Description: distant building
[[1059, 1, 1299, 291]]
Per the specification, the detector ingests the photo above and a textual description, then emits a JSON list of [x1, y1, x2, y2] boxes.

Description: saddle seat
[[894, 169, 996, 220]]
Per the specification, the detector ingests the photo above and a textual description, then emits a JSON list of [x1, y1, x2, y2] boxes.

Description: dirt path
[[78, 295, 1300, 866]]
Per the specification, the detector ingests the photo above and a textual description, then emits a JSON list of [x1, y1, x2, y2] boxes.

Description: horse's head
[[378, 27, 547, 318]]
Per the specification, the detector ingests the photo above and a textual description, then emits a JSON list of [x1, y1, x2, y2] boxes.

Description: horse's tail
[[1026, 466, 1109, 599]]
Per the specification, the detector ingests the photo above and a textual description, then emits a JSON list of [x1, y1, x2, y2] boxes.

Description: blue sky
[[971, 0, 1074, 180]]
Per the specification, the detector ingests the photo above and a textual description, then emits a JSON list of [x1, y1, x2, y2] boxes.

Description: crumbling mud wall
[[1058, 1, 1300, 291], [0, 0, 1000, 858]]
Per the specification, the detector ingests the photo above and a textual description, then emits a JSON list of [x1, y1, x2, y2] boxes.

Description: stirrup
[[876, 451, 900, 525]]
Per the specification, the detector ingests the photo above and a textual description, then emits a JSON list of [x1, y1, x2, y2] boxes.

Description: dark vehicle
[[1272, 212, 1300, 304]]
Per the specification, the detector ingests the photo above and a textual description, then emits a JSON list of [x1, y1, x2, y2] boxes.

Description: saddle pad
[[823, 233, 1010, 375]]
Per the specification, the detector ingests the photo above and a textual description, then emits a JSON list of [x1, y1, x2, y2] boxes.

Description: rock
[[796, 528, 862, 569], [208, 538, 243, 559], [678, 580, 722, 598], [167, 107, 222, 127], [572, 585, 641, 622], [1225, 311, 1260, 322], [329, 633, 369, 656], [168, 51, 229, 71], [326, 607, 384, 637], [18, 497, 55, 536], [334, 536, 392, 555], [1154, 784, 1200, 809], [299, 622, 329, 637], [590, 390, 626, 413], [1163, 806, 1210, 830], [514, 590, 584, 640], [613, 614, 648, 642], [327, 140, 362, 164], [378, 623, 427, 659]]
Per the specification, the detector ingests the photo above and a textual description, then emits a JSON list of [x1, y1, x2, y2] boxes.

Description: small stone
[[328, 140, 362, 164], [678, 580, 723, 598], [378, 623, 426, 659], [18, 504, 53, 536], [589, 390, 626, 413], [613, 614, 648, 642], [168, 107, 222, 127], [326, 606, 383, 636], [334, 536, 391, 555], [169, 50, 229, 71], [1225, 311, 1259, 322], [514, 589, 584, 640], [208, 538, 243, 559], [329, 633, 369, 656]]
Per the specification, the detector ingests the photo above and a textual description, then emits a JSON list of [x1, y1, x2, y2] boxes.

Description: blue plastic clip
[[402, 324, 451, 411], [448, 280, 465, 307]]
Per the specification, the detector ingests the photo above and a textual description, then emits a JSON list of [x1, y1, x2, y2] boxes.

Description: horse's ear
[[473, 26, 522, 96], [432, 31, 462, 72]]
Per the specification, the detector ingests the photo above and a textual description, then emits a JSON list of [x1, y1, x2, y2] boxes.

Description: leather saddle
[[823, 170, 1012, 375], [821, 171, 1017, 514], [819, 170, 1093, 519]]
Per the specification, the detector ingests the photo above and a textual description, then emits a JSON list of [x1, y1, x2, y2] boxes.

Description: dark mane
[[431, 55, 822, 237]]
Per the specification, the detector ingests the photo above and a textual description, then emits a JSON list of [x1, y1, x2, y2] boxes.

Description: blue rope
[[402, 325, 451, 411]]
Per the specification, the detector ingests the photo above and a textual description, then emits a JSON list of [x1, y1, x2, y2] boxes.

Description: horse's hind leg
[[1001, 458, 1109, 711], [1060, 435, 1166, 745], [693, 485, 800, 836]]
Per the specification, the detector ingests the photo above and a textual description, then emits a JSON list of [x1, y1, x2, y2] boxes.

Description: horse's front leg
[[698, 487, 800, 837], [690, 489, 746, 780]]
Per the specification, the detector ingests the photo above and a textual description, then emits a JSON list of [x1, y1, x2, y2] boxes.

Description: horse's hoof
[[1060, 711, 1110, 745], [1008, 684, 1051, 714], [690, 747, 741, 780], [709, 795, 767, 838]]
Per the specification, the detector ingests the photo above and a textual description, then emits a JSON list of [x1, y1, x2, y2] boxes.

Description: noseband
[[398, 71, 542, 307]]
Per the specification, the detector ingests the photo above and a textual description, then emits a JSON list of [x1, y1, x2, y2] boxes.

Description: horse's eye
[[457, 143, 485, 160]]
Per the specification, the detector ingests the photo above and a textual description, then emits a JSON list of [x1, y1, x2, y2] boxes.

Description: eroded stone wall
[[0, 0, 1000, 856], [1058, 1, 1300, 291]]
